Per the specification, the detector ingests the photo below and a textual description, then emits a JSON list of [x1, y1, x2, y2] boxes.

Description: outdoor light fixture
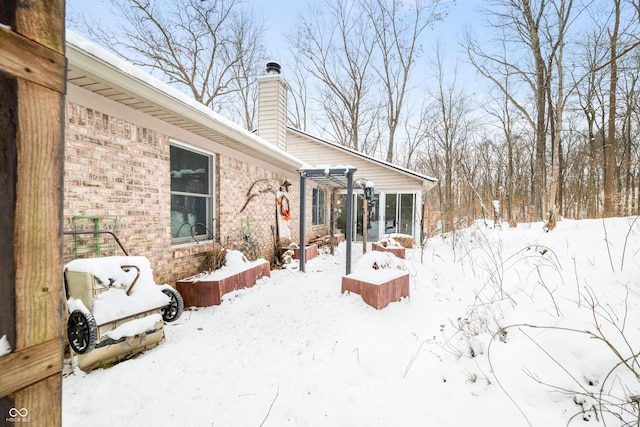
[[364, 185, 374, 201], [355, 178, 375, 202]]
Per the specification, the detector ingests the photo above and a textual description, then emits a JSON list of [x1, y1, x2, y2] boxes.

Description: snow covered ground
[[62, 217, 640, 426]]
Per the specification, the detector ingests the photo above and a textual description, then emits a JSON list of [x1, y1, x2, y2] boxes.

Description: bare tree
[[467, 0, 554, 220], [362, 0, 451, 163], [421, 46, 473, 231], [593, 0, 640, 216], [573, 21, 609, 218], [226, 5, 268, 130], [618, 55, 639, 215], [603, 0, 621, 217], [545, 0, 576, 221], [482, 80, 528, 225], [71, 0, 266, 129], [289, 0, 377, 152], [398, 98, 435, 169], [286, 59, 311, 132]]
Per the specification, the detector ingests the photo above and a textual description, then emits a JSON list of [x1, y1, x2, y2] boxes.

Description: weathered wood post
[[0, 0, 66, 425]]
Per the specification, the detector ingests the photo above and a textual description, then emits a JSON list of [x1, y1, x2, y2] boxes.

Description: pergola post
[[345, 170, 354, 275], [299, 172, 307, 272], [297, 167, 357, 275]]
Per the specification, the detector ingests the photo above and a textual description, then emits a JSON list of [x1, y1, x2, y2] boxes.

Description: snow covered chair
[[64, 256, 183, 372]]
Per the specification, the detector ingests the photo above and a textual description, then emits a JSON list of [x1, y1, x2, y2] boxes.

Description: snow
[[183, 250, 269, 281], [105, 314, 162, 341], [0, 335, 11, 358], [62, 217, 640, 426], [375, 236, 404, 248], [347, 251, 407, 284]]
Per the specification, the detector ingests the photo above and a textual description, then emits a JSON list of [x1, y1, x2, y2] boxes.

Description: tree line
[[69, 0, 640, 230]]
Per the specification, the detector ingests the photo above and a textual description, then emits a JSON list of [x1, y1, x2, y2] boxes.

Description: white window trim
[[170, 139, 216, 246]]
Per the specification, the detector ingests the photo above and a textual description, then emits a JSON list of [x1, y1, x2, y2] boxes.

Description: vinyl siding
[[286, 130, 432, 193]]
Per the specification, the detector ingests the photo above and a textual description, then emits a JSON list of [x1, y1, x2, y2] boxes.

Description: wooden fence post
[[0, 1, 66, 425]]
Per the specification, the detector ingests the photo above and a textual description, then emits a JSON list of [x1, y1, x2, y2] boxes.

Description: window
[[399, 193, 415, 235], [170, 143, 214, 244], [312, 188, 325, 225], [385, 193, 415, 235]]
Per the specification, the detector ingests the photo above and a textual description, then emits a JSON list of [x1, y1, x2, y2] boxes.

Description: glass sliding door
[[336, 191, 417, 242], [384, 193, 398, 234], [384, 193, 415, 236], [399, 193, 415, 235], [355, 193, 380, 242]]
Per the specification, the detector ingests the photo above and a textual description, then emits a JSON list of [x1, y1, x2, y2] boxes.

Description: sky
[[65, 0, 489, 142], [65, 0, 485, 83]]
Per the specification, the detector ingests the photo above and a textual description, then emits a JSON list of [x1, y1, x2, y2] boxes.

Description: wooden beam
[[0, 26, 66, 93], [0, 338, 63, 397], [14, 79, 65, 347], [0, 1, 65, 424]]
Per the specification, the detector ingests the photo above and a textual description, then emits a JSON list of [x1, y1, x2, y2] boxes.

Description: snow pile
[[63, 217, 640, 426], [184, 249, 269, 281], [105, 314, 162, 340], [64, 256, 169, 325], [347, 251, 407, 284], [374, 236, 404, 248], [427, 218, 640, 425], [381, 232, 414, 248]]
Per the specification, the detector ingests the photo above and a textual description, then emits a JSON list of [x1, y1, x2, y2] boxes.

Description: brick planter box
[[372, 242, 406, 259], [341, 271, 410, 309], [176, 259, 270, 307], [281, 244, 319, 261]]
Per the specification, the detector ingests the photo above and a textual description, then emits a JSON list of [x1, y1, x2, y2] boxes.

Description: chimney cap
[[266, 61, 281, 75]]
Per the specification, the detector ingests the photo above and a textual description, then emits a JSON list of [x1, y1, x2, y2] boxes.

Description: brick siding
[[63, 101, 328, 286]]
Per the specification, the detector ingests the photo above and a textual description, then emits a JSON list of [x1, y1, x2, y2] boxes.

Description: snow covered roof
[[288, 127, 438, 186], [65, 30, 306, 172]]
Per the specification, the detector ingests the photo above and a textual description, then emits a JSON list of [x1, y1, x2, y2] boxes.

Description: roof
[[287, 127, 438, 185], [65, 30, 306, 172]]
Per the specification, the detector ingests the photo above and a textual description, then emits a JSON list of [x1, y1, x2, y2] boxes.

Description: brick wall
[[63, 102, 179, 280], [63, 101, 328, 286], [216, 155, 300, 258]]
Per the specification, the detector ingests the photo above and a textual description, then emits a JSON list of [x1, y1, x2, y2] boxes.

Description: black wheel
[[67, 310, 98, 354], [161, 288, 184, 322]]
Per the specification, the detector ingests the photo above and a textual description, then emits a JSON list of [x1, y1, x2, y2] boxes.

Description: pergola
[[298, 166, 357, 274]]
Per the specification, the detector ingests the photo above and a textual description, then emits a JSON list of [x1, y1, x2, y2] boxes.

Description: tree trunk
[[604, 0, 620, 217]]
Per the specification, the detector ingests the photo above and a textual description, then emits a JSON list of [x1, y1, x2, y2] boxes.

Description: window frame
[[312, 187, 326, 226], [170, 141, 215, 245]]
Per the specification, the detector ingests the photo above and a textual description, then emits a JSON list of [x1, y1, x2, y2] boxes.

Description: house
[[63, 31, 437, 286], [256, 63, 437, 247], [64, 32, 311, 285]]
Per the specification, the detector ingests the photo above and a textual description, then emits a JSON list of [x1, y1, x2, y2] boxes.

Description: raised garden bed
[[332, 233, 345, 245], [176, 252, 270, 307], [341, 251, 409, 309], [372, 241, 406, 259], [280, 243, 318, 261]]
